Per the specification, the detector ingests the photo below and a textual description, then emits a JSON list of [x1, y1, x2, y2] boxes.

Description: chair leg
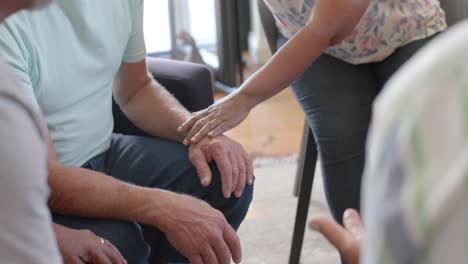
[[289, 126, 318, 264], [293, 120, 311, 197]]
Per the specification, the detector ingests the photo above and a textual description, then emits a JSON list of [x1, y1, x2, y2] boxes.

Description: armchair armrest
[[112, 57, 214, 136], [146, 57, 214, 112]]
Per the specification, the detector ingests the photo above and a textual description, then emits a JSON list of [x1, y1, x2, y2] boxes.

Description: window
[[143, 0, 171, 54], [143, 0, 248, 87]]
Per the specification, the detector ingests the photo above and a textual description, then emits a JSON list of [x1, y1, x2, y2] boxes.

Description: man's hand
[[54, 224, 126, 264], [189, 135, 253, 198], [157, 192, 242, 264], [308, 209, 363, 264]]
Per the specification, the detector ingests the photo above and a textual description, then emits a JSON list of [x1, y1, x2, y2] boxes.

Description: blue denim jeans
[[277, 35, 434, 223], [53, 134, 253, 264]]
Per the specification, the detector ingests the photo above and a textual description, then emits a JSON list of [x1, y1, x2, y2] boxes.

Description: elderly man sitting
[[0, 1, 254, 263]]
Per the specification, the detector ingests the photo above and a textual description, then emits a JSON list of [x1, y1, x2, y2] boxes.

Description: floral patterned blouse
[[264, 0, 447, 64]]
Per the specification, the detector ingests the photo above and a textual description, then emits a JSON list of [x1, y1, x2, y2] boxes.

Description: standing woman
[[179, 0, 447, 223]]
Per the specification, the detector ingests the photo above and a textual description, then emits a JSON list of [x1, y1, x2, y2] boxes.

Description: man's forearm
[[48, 162, 170, 227], [121, 79, 191, 143]]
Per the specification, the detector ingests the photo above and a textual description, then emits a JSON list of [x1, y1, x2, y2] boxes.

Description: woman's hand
[[178, 92, 258, 145], [54, 224, 127, 264]]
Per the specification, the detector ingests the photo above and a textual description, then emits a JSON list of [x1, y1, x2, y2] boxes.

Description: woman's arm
[[178, 0, 370, 143], [240, 0, 370, 102]]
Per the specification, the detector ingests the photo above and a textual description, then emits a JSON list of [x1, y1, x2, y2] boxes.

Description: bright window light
[[144, 0, 171, 54]]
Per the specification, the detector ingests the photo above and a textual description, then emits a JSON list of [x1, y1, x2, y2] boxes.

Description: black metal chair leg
[[257, 1, 321, 261], [293, 120, 311, 197], [289, 127, 318, 264]]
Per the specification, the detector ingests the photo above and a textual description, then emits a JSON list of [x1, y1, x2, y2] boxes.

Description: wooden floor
[[215, 88, 305, 158]]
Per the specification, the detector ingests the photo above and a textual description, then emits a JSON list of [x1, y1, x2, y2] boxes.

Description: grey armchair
[[113, 57, 214, 136]]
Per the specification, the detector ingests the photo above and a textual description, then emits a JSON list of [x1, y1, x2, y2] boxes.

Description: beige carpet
[[236, 157, 340, 264]]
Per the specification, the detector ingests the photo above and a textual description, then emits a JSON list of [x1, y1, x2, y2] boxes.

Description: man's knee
[[207, 163, 254, 230]]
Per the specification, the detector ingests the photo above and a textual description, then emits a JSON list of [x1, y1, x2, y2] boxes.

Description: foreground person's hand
[[159, 192, 242, 264], [309, 209, 363, 264], [54, 224, 126, 264], [178, 92, 257, 145]]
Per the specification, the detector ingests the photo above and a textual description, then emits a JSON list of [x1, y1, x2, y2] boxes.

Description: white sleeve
[[0, 94, 62, 263]]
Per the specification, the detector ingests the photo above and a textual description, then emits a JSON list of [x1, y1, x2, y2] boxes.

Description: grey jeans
[[278, 34, 436, 223]]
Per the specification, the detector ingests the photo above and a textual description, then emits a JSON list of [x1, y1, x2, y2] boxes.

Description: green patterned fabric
[[362, 20, 468, 264]]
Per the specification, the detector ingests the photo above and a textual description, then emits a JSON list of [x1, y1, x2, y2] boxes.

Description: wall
[[248, 0, 272, 64], [441, 0, 468, 25]]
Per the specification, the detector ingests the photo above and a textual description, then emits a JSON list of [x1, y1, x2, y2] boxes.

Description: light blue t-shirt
[[0, 0, 146, 166]]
